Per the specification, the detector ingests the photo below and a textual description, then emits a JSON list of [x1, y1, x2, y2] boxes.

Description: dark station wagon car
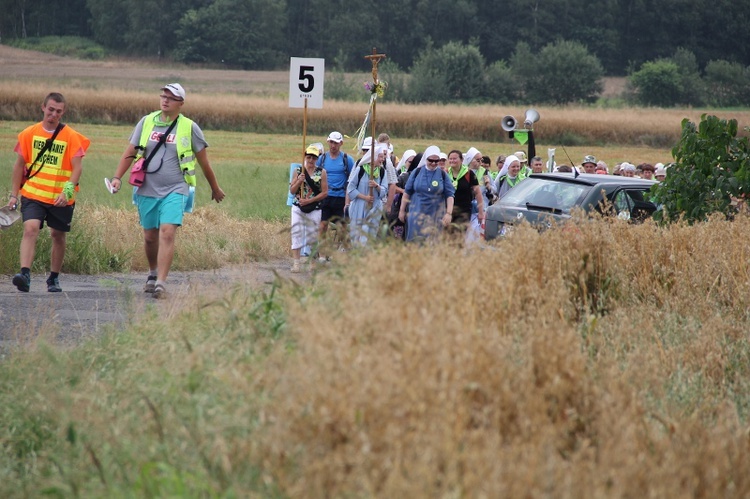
[[485, 173, 658, 240]]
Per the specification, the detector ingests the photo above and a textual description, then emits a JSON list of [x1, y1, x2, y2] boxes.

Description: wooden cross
[[363, 48, 386, 206], [364, 47, 387, 84]]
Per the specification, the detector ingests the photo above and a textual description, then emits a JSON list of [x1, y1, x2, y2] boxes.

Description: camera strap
[[25, 123, 66, 182], [140, 116, 179, 175]]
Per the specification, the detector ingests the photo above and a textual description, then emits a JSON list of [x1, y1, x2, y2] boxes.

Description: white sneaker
[[291, 260, 301, 273], [153, 283, 167, 299]]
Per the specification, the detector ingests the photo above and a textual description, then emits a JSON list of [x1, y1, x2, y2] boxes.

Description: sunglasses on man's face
[[426, 158, 440, 164]]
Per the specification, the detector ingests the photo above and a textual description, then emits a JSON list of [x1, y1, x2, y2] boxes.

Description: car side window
[[626, 189, 657, 222], [611, 189, 657, 222], [612, 190, 632, 219]]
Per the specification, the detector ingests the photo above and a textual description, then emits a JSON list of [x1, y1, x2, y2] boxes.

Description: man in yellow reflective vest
[[109, 83, 225, 299], [6, 92, 90, 293]]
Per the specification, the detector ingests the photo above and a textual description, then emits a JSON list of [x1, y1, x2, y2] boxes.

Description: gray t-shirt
[[129, 115, 208, 198]]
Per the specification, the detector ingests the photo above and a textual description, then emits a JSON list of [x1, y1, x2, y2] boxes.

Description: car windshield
[[497, 177, 590, 213]]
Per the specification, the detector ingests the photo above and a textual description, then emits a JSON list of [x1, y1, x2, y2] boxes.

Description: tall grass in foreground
[[2, 215, 750, 496], [0, 204, 289, 274]]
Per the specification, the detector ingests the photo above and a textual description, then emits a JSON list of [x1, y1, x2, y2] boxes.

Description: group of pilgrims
[[288, 131, 670, 272]]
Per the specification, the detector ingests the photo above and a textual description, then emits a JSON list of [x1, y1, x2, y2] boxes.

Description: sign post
[[287, 57, 325, 210], [288, 58, 325, 257], [289, 57, 325, 158]]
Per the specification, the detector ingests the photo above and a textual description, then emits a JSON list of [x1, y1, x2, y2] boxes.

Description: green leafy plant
[[651, 114, 750, 223]]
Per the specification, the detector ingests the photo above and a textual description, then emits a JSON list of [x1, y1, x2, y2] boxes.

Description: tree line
[[2, 0, 748, 107], [1, 0, 748, 75]]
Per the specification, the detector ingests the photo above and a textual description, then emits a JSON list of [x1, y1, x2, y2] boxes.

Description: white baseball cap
[[161, 83, 186, 101], [327, 131, 344, 143]]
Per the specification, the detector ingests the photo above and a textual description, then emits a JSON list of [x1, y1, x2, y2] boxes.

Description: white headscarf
[[498, 154, 520, 178], [396, 149, 416, 171], [463, 147, 481, 167], [360, 143, 388, 166], [419, 145, 442, 170]]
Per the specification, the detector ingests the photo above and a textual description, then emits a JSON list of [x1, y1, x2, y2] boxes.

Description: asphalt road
[[0, 260, 300, 349]]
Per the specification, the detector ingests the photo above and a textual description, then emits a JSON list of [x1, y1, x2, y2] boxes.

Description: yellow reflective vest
[[137, 111, 197, 186]]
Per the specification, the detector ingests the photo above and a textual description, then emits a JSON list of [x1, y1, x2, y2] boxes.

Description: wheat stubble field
[[1, 45, 750, 497]]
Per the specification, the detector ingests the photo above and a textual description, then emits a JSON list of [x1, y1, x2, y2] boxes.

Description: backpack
[[320, 152, 352, 177]]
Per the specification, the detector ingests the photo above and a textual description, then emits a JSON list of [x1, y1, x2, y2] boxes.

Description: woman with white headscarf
[[396, 149, 416, 175], [464, 147, 496, 208], [464, 146, 494, 241], [398, 145, 455, 243], [494, 154, 525, 200], [388, 149, 417, 238], [347, 143, 389, 246]]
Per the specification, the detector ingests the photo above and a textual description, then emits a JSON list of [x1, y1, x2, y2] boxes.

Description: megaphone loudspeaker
[[523, 109, 540, 128], [501, 115, 517, 132]]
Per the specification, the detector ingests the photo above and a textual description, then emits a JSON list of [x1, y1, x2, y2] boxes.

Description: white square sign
[[289, 57, 325, 109]]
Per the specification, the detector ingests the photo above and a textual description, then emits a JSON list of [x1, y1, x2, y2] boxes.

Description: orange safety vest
[[18, 123, 90, 205]]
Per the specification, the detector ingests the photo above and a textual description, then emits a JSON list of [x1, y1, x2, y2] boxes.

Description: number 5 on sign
[[289, 57, 324, 109]]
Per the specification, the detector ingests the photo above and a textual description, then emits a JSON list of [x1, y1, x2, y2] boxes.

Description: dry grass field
[[2, 45, 748, 147], [256, 218, 750, 496]]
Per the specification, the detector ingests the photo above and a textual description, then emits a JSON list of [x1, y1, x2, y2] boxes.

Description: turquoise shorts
[[136, 192, 187, 229]]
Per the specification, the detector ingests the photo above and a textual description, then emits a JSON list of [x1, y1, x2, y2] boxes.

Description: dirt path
[[0, 259, 305, 349]]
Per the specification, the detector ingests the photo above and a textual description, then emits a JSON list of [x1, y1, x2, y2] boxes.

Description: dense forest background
[[1, 0, 747, 74], [2, 0, 748, 106]]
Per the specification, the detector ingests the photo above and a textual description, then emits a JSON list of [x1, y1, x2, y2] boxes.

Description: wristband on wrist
[[112, 176, 120, 181], [9, 194, 17, 200]]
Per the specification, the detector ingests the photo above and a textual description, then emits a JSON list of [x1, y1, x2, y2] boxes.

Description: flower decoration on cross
[[364, 80, 388, 98]]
